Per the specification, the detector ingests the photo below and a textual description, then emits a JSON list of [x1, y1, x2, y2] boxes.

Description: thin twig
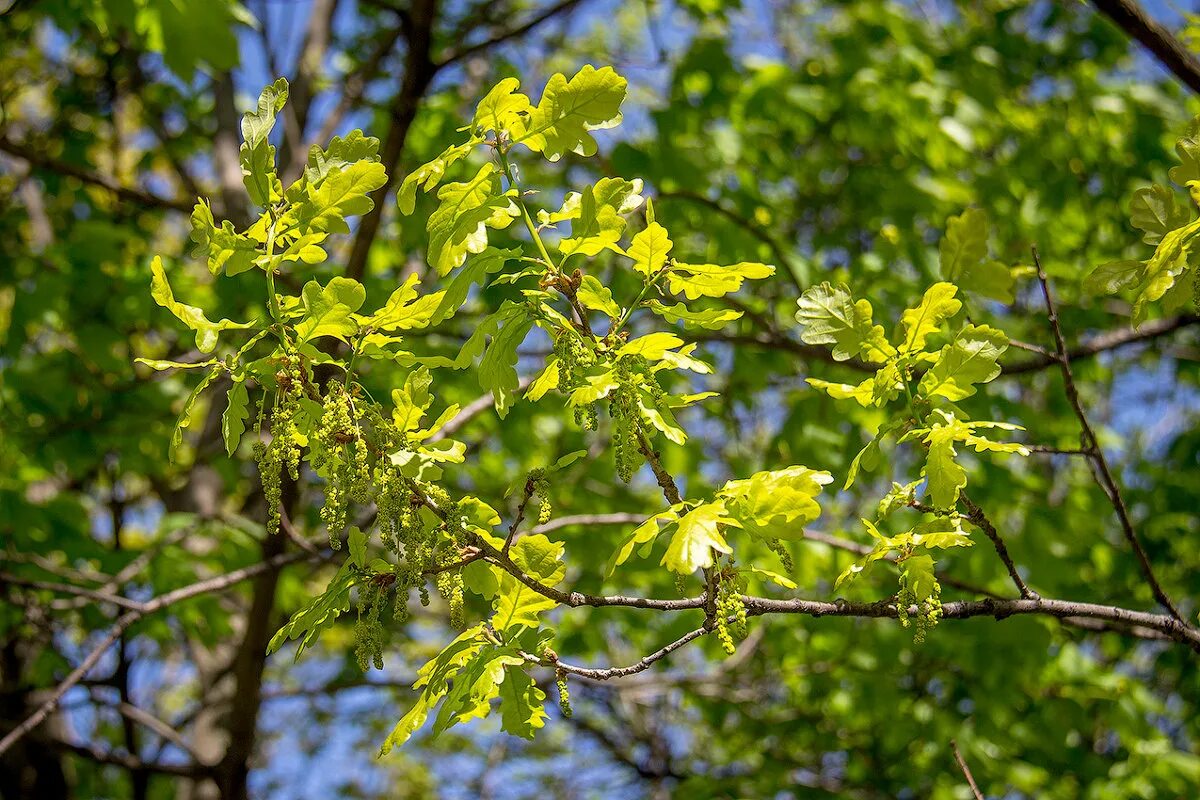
[[1027, 445, 1090, 455], [0, 546, 322, 757], [84, 692, 208, 766], [1032, 247, 1185, 624], [960, 494, 1037, 600], [951, 739, 986, 800], [427, 376, 534, 442], [1, 573, 145, 612], [530, 512, 644, 535], [1002, 313, 1198, 374], [526, 626, 711, 680], [503, 478, 537, 555]]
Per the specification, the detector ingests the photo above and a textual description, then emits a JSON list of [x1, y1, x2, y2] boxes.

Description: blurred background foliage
[[0, 0, 1198, 797]]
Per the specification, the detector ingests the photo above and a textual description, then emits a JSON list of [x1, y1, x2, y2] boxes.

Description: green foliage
[[7, 2, 1200, 795], [136, 63, 1045, 752], [938, 208, 1016, 303], [1086, 115, 1200, 325], [136, 65, 787, 754], [86, 43, 1191, 792]]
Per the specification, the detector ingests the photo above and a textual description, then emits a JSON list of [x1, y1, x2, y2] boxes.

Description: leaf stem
[[264, 213, 285, 336], [612, 269, 663, 336], [496, 147, 558, 271]]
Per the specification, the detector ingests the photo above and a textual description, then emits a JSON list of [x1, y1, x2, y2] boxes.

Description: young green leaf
[[1083, 260, 1145, 295], [624, 221, 672, 277], [511, 65, 627, 161], [149, 257, 253, 353], [576, 275, 621, 319], [170, 366, 222, 463], [667, 261, 775, 300], [618, 332, 683, 361], [473, 77, 532, 136], [189, 200, 259, 276], [297, 160, 389, 234], [661, 501, 736, 575], [795, 282, 893, 362], [478, 303, 534, 417], [267, 561, 361, 659], [397, 141, 478, 215], [498, 668, 549, 739], [493, 535, 565, 632], [427, 165, 519, 276], [918, 324, 1008, 401], [719, 466, 832, 541], [360, 274, 445, 331], [135, 358, 219, 371], [558, 178, 644, 258], [347, 526, 367, 569], [939, 209, 988, 281], [608, 508, 679, 575], [646, 300, 741, 330], [898, 282, 961, 354], [296, 277, 367, 343], [240, 78, 289, 207], [221, 378, 249, 457], [305, 129, 381, 185]]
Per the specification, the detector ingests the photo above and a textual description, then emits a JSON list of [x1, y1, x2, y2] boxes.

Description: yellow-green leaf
[[919, 324, 1008, 401], [667, 261, 775, 300], [624, 221, 672, 277], [512, 65, 627, 161], [296, 277, 367, 343], [661, 501, 735, 575], [899, 282, 961, 354], [149, 257, 253, 353], [796, 282, 894, 362]]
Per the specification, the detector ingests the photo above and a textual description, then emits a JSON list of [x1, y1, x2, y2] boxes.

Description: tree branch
[[0, 133, 191, 213], [1087, 0, 1200, 95], [528, 626, 712, 680], [959, 494, 1037, 600], [1, 573, 145, 612], [47, 737, 212, 778], [343, 0, 439, 282], [529, 591, 1200, 685], [437, 0, 588, 67], [427, 376, 533, 443], [1001, 313, 1198, 374], [530, 512, 645, 535], [0, 547, 323, 757]]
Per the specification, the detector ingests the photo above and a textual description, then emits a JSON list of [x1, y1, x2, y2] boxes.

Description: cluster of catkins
[[528, 470, 552, 525], [553, 331, 599, 430], [896, 571, 943, 644], [714, 569, 748, 656], [355, 578, 387, 671], [765, 539, 794, 573], [253, 350, 472, 671], [313, 381, 371, 549], [555, 328, 671, 484], [609, 356, 646, 483], [254, 346, 305, 536]]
